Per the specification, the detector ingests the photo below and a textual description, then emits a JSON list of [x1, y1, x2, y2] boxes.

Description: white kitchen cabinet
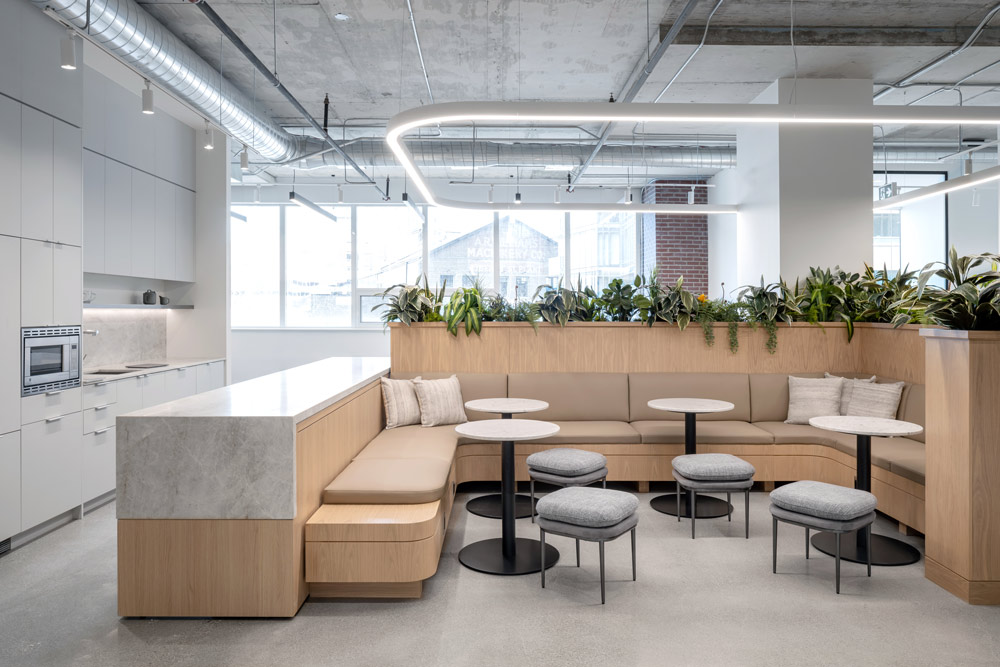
[[21, 411, 82, 530], [103, 159, 132, 277], [0, 431, 20, 541], [196, 360, 226, 392], [154, 178, 176, 280], [0, 96, 21, 238], [130, 169, 155, 279], [138, 372, 167, 408], [0, 236, 19, 435], [52, 242, 81, 326], [82, 66, 106, 154], [82, 426, 115, 501], [20, 106, 53, 242], [83, 381, 116, 410], [21, 387, 81, 426], [175, 186, 195, 281], [163, 366, 197, 403], [115, 377, 143, 416], [82, 150, 106, 273], [20, 238, 53, 327], [83, 403, 117, 435], [53, 120, 82, 247]]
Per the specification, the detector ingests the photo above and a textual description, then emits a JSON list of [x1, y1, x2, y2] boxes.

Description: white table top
[[455, 419, 560, 442], [809, 415, 923, 437], [647, 398, 735, 414], [464, 398, 549, 414]]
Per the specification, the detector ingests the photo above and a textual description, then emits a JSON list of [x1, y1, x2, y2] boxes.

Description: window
[[872, 172, 946, 278], [499, 211, 565, 300], [356, 206, 423, 288], [231, 205, 280, 326], [571, 211, 636, 290], [427, 208, 494, 290], [284, 205, 352, 327]]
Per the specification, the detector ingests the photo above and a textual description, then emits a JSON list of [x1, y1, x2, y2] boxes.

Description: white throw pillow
[[846, 381, 905, 420], [381, 377, 421, 429], [785, 376, 844, 425], [412, 376, 468, 427], [825, 372, 877, 415]]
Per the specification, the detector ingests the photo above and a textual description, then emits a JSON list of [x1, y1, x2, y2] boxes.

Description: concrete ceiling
[[133, 0, 1000, 183]]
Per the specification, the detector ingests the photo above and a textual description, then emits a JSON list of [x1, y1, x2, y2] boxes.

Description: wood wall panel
[[969, 338, 1000, 582], [509, 325, 632, 373], [855, 324, 926, 384], [390, 323, 509, 373]]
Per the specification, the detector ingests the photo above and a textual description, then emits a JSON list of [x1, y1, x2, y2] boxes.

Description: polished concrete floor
[[1, 485, 999, 667]]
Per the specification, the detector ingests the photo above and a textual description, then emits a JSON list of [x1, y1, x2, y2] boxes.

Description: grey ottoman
[[535, 486, 639, 604], [769, 480, 877, 594], [671, 453, 755, 539], [526, 448, 608, 523]]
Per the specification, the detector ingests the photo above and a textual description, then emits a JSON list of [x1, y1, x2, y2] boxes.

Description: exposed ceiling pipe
[[569, 0, 703, 190], [873, 1, 1000, 101], [190, 0, 388, 199], [405, 0, 435, 105]]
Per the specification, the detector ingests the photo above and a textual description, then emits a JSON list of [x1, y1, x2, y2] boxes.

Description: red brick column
[[640, 179, 708, 295]]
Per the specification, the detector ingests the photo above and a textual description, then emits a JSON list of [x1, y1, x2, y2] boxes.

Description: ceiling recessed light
[[333, 13, 350, 21]]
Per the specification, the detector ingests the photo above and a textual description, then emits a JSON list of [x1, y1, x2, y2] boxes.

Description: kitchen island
[[116, 356, 390, 618]]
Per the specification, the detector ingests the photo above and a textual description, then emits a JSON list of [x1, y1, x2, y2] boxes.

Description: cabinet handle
[[94, 381, 110, 387], [93, 404, 112, 411], [45, 416, 63, 423], [45, 390, 63, 396], [93, 427, 112, 435]]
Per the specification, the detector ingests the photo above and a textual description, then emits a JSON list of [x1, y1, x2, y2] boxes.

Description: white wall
[[230, 329, 389, 383], [708, 168, 740, 300]]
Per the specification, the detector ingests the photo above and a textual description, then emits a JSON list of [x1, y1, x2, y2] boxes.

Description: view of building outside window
[[356, 206, 423, 288], [571, 211, 636, 290], [498, 211, 564, 301], [284, 205, 352, 327], [230, 205, 281, 326], [427, 208, 494, 290], [872, 172, 945, 279]]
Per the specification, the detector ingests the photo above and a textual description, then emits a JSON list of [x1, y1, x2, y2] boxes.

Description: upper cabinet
[[103, 159, 132, 277], [53, 121, 82, 247], [82, 151, 106, 273], [19, 107, 81, 246], [130, 170, 156, 278], [21, 239, 81, 327], [0, 96, 21, 238]]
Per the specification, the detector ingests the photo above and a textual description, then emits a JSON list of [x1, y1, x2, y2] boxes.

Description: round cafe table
[[808, 415, 923, 566], [455, 418, 561, 575], [463, 398, 549, 520], [648, 398, 736, 519]]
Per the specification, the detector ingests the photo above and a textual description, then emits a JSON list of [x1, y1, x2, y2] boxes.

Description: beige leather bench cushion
[[629, 373, 751, 422], [390, 372, 507, 420], [507, 373, 629, 421], [323, 458, 452, 504], [872, 437, 925, 484], [896, 383, 925, 443], [532, 421, 641, 445], [632, 420, 774, 444], [753, 422, 857, 455], [353, 425, 458, 463], [748, 373, 825, 422]]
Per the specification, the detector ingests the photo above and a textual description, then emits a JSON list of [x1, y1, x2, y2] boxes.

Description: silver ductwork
[[32, 0, 317, 162]]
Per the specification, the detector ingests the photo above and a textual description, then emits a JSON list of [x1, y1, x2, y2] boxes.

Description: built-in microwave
[[22, 326, 81, 396]]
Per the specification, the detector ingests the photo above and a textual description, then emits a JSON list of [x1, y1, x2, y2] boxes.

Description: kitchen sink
[[91, 369, 134, 375]]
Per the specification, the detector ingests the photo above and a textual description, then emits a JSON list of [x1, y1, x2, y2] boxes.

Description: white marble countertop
[[455, 419, 560, 441], [464, 398, 548, 414], [121, 356, 390, 424], [648, 398, 735, 414], [82, 357, 225, 385], [809, 415, 923, 437]]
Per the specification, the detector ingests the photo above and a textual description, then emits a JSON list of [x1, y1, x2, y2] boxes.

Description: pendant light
[[337, 184, 344, 204], [972, 187, 981, 207], [141, 80, 155, 115], [514, 168, 522, 204], [60, 29, 78, 70], [554, 186, 560, 204], [488, 185, 494, 204], [687, 186, 696, 205], [239, 144, 249, 170], [203, 120, 214, 150], [625, 186, 633, 205]]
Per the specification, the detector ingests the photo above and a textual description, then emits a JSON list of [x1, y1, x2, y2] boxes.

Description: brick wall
[[640, 179, 709, 295]]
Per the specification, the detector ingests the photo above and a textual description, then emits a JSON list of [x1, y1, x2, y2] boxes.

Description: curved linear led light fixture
[[386, 102, 1000, 215]]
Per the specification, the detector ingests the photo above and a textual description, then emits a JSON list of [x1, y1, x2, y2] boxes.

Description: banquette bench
[[305, 371, 925, 598]]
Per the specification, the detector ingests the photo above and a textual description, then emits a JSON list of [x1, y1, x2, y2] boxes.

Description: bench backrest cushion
[[749, 372, 824, 422], [507, 372, 629, 422], [896, 383, 925, 443], [629, 373, 751, 422], [391, 372, 507, 420]]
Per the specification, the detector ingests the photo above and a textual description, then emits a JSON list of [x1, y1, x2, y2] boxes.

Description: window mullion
[[279, 205, 286, 327], [493, 210, 500, 295], [351, 204, 359, 328], [564, 211, 571, 285]]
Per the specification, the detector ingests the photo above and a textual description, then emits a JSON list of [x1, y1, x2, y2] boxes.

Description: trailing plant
[[598, 276, 642, 322], [891, 248, 1000, 330], [737, 278, 800, 354], [443, 287, 483, 337], [375, 275, 445, 327], [696, 297, 742, 353]]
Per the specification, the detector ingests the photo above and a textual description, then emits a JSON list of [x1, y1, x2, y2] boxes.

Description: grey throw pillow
[[825, 372, 876, 415], [785, 376, 843, 425], [381, 377, 421, 429], [412, 375, 468, 427], [846, 381, 904, 419]]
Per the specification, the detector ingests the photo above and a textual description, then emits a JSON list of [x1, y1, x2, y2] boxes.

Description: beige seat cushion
[[628, 373, 751, 422], [391, 372, 508, 421], [507, 373, 629, 421], [632, 420, 774, 445], [353, 425, 458, 463], [871, 437, 925, 483], [323, 458, 452, 504], [531, 421, 641, 445], [753, 422, 857, 455]]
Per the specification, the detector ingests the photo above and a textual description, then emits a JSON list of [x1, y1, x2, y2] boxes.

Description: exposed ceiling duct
[[32, 0, 318, 163]]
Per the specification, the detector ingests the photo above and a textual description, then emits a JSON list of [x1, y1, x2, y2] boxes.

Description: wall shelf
[[83, 304, 194, 309]]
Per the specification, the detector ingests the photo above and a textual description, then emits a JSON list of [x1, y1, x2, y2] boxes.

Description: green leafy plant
[[444, 287, 483, 336], [854, 264, 918, 324], [696, 297, 742, 352], [635, 272, 697, 330], [598, 276, 642, 322], [737, 278, 800, 353], [375, 275, 445, 327], [533, 281, 579, 327], [481, 293, 513, 322], [793, 266, 858, 340], [892, 248, 1000, 330]]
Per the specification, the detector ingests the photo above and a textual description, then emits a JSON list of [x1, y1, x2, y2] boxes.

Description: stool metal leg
[[691, 492, 697, 539], [530, 479, 535, 523], [631, 528, 637, 581], [805, 528, 810, 559], [575, 539, 580, 567], [727, 492, 732, 521], [540, 529, 546, 589], [599, 541, 606, 604], [676, 483, 681, 521], [772, 516, 778, 574], [602, 477, 606, 489], [835, 532, 842, 594], [866, 525, 872, 577], [745, 489, 750, 539]]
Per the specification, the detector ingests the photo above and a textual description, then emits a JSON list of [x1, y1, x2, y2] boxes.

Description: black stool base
[[811, 531, 921, 566], [459, 538, 560, 575], [466, 493, 536, 519], [650, 493, 732, 518]]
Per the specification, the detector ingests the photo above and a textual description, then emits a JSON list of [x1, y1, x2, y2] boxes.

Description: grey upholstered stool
[[671, 453, 755, 539], [769, 480, 877, 594], [535, 486, 638, 604], [526, 448, 608, 524]]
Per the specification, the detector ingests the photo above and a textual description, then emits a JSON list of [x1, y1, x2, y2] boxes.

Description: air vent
[[0, 538, 10, 556]]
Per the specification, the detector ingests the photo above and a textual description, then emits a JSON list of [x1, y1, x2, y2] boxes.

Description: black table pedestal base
[[650, 493, 733, 519], [466, 493, 536, 519], [458, 538, 560, 575], [810, 531, 921, 567]]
